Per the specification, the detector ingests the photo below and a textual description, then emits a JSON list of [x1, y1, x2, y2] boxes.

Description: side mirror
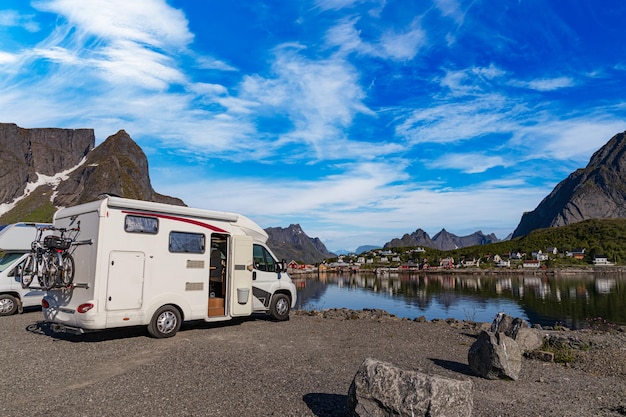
[[276, 259, 287, 273]]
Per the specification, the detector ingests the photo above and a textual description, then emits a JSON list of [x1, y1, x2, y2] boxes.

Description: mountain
[[355, 245, 380, 254], [383, 228, 500, 251], [265, 224, 335, 264], [512, 130, 626, 238], [0, 123, 93, 205], [0, 123, 184, 224]]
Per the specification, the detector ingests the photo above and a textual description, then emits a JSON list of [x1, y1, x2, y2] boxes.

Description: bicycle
[[19, 225, 79, 290]]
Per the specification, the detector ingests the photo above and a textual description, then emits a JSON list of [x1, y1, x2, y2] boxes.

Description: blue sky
[[1, 0, 626, 252]]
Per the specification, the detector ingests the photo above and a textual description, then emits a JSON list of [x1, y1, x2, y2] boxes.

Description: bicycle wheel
[[19, 255, 36, 289], [60, 253, 75, 287], [42, 252, 60, 290]]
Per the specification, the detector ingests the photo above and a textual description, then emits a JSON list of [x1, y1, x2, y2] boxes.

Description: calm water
[[292, 272, 626, 329]]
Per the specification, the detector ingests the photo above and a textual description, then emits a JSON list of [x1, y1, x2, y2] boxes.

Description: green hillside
[[436, 219, 626, 266], [351, 219, 626, 267]]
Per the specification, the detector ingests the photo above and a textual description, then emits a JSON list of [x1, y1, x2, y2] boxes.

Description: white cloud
[[0, 51, 18, 64], [514, 76, 576, 91], [96, 40, 186, 89], [33, 0, 192, 47], [238, 45, 381, 160], [379, 23, 425, 60], [439, 64, 507, 96], [434, 0, 466, 26], [511, 118, 626, 162], [427, 153, 509, 173], [157, 161, 552, 251], [396, 94, 518, 145], [33, 46, 80, 64], [195, 56, 237, 72], [324, 17, 425, 61], [0, 10, 40, 32], [24, 0, 194, 91], [314, 0, 362, 11], [190, 82, 228, 97]]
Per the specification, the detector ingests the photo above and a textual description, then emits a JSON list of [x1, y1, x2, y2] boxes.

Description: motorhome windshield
[[0, 253, 22, 272]]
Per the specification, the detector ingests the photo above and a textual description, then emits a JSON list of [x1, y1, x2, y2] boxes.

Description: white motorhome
[[0, 223, 52, 315], [42, 196, 297, 338]]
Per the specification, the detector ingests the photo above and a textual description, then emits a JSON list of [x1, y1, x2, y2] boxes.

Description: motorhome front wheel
[[269, 294, 290, 321], [0, 294, 18, 316]]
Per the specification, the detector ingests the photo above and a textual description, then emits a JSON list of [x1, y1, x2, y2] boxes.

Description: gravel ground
[[1, 307, 626, 417]]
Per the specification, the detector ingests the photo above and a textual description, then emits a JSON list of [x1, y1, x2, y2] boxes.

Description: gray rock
[[490, 312, 514, 333], [514, 327, 544, 352], [490, 312, 529, 338], [348, 357, 473, 417], [468, 330, 522, 380]]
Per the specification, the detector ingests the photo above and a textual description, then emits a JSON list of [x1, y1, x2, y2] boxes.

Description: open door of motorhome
[[230, 235, 252, 316]]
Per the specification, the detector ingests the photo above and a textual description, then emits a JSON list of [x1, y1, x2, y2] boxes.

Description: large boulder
[[490, 312, 528, 337], [468, 331, 522, 380], [348, 358, 473, 417], [490, 313, 543, 352]]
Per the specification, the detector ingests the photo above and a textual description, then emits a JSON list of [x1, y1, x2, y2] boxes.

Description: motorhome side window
[[253, 244, 276, 272], [125, 215, 158, 234], [169, 232, 205, 254]]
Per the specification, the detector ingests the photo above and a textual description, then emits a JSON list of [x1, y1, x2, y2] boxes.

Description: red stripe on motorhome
[[122, 210, 229, 233]]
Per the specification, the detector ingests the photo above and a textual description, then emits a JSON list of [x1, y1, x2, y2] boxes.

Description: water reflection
[[292, 272, 626, 329]]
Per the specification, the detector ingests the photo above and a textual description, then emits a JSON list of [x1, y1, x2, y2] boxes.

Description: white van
[[42, 196, 297, 338], [0, 223, 52, 315]]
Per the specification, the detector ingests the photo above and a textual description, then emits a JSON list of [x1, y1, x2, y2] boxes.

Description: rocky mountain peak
[[265, 224, 334, 264], [512, 131, 626, 238], [384, 228, 500, 251], [0, 124, 184, 224], [0, 123, 94, 204], [53, 129, 184, 208]]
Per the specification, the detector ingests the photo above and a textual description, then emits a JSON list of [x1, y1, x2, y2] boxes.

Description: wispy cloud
[[0, 9, 40, 32], [314, 0, 364, 12], [158, 161, 550, 250], [513, 76, 576, 91], [239, 44, 381, 160], [427, 153, 509, 174], [433, 0, 466, 26], [395, 94, 519, 145], [34, 0, 192, 47], [324, 16, 426, 60]]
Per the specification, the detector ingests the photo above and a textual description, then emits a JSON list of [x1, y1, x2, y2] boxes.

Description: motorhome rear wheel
[[148, 305, 182, 338]]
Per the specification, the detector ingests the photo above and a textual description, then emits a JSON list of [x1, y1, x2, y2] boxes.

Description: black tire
[[0, 294, 19, 316], [60, 253, 75, 287], [19, 255, 35, 289], [147, 305, 181, 338], [42, 252, 60, 290], [269, 293, 291, 321]]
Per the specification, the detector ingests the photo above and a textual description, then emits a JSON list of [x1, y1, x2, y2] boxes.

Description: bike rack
[[68, 283, 89, 289]]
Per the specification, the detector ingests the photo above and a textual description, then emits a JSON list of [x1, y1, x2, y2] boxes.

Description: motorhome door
[[230, 235, 253, 316], [106, 251, 145, 310]]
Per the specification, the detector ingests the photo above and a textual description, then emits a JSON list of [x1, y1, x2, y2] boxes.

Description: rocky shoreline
[[296, 307, 626, 380]]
